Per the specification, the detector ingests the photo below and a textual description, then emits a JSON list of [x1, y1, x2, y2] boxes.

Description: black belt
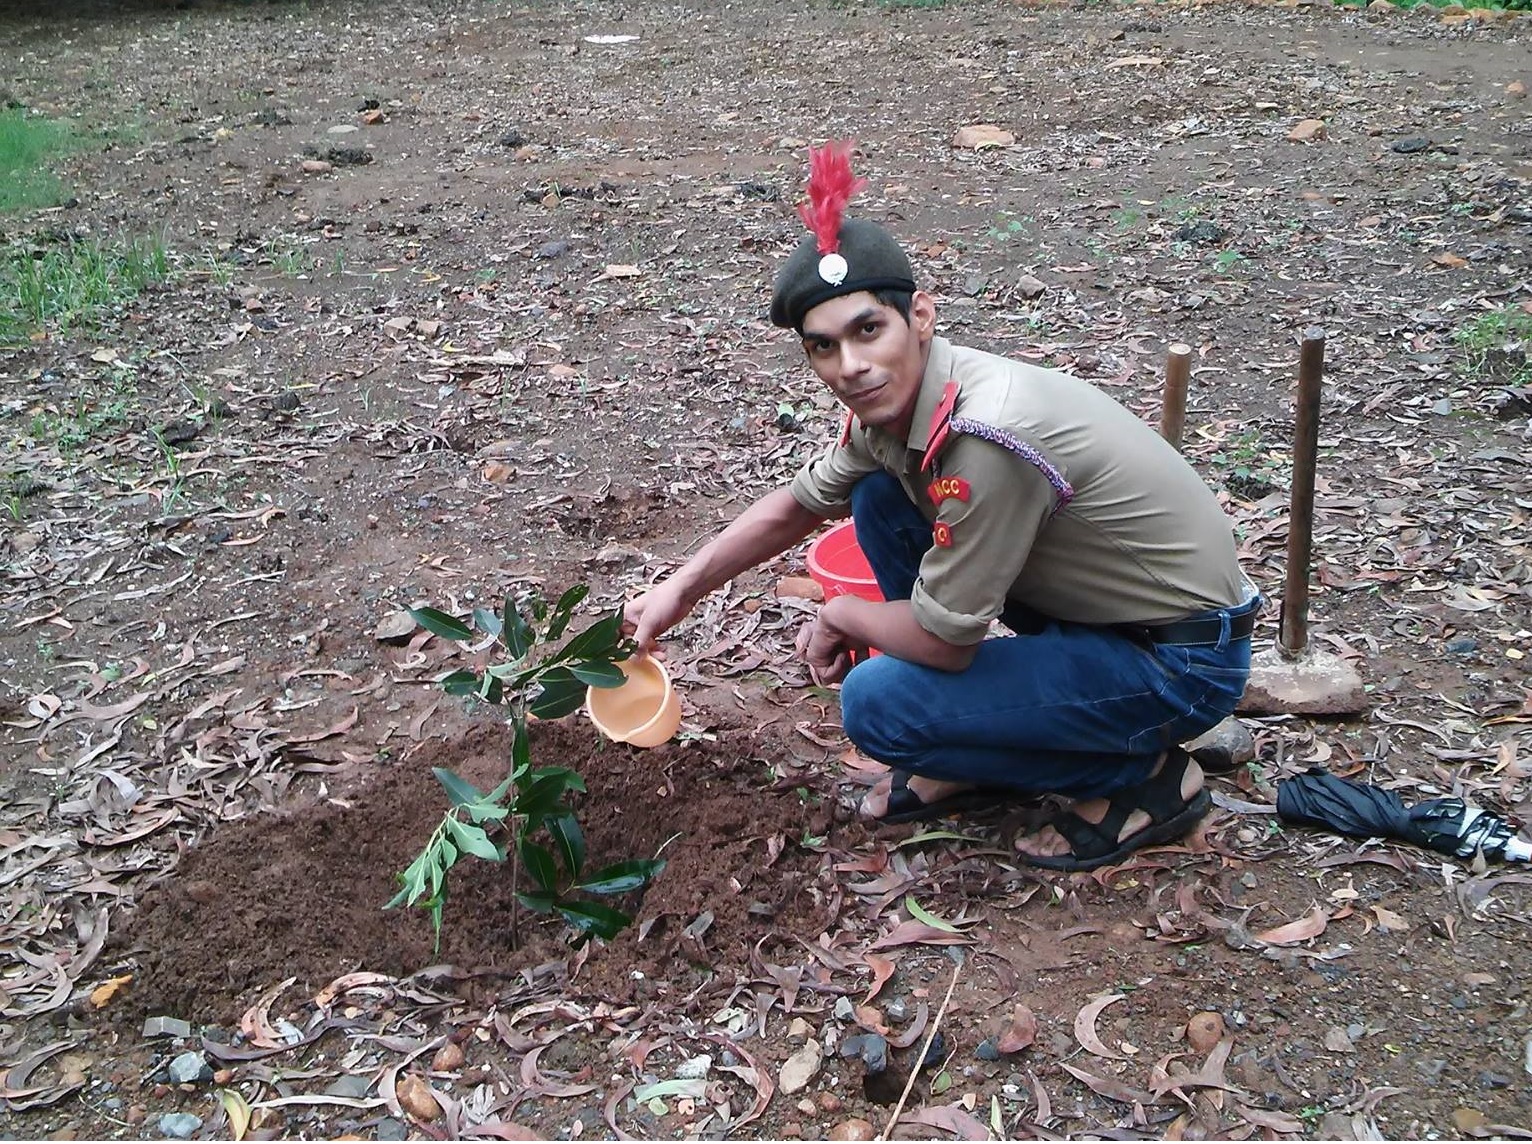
[[1126, 606, 1257, 648]]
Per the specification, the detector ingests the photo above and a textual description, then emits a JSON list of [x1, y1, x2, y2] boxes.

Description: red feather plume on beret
[[796, 140, 868, 256]]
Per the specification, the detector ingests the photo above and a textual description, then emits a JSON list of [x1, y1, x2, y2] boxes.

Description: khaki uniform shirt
[[790, 337, 1247, 645]]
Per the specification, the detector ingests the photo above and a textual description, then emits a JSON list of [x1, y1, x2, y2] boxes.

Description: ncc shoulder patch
[[927, 476, 970, 505]]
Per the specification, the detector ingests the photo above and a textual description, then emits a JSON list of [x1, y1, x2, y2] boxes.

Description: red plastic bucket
[[807, 520, 884, 602]]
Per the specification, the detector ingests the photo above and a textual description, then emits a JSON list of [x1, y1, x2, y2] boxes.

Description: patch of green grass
[[1456, 307, 1532, 385], [0, 108, 76, 214], [0, 234, 171, 346]]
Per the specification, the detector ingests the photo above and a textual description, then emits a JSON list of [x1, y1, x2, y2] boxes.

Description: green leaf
[[903, 894, 966, 933], [577, 858, 665, 895], [513, 772, 572, 826], [503, 595, 533, 659], [546, 812, 586, 880], [433, 768, 483, 809], [463, 802, 509, 824], [531, 766, 585, 794], [446, 818, 503, 861], [517, 889, 558, 914], [557, 898, 631, 940], [472, 607, 503, 637], [482, 674, 504, 705], [519, 838, 558, 891], [530, 668, 586, 719], [440, 669, 480, 697], [894, 830, 988, 849], [409, 606, 472, 642], [512, 721, 531, 774], [554, 609, 623, 666], [570, 660, 625, 688], [545, 584, 589, 641]]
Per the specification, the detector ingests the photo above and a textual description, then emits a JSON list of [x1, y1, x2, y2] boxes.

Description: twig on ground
[[879, 957, 963, 1141]]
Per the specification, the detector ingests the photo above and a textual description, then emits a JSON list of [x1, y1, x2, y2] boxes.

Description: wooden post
[[1279, 328, 1325, 659], [1160, 343, 1192, 451]]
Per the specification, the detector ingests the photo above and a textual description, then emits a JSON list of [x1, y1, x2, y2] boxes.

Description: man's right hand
[[623, 579, 696, 654]]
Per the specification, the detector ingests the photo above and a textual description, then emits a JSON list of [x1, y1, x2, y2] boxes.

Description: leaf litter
[[3, 0, 1532, 1139]]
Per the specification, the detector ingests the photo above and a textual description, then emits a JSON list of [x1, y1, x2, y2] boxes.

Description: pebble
[[840, 1033, 888, 1074], [166, 1052, 212, 1085], [975, 1038, 1001, 1062], [1446, 638, 1478, 655], [788, 1018, 812, 1039], [1392, 136, 1432, 153], [819, 1093, 843, 1114], [142, 1016, 191, 1039], [1479, 1071, 1512, 1089], [157, 1113, 203, 1139], [376, 1118, 409, 1141], [325, 1073, 373, 1099], [431, 1042, 466, 1072], [883, 997, 909, 1022], [1287, 118, 1326, 142], [301, 159, 333, 174], [833, 997, 855, 1021], [1015, 274, 1046, 299], [828, 1119, 877, 1141], [779, 1041, 824, 1095], [1187, 1012, 1226, 1054], [675, 1055, 713, 1080]]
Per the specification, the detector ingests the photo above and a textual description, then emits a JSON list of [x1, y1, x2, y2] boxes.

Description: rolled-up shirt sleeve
[[789, 428, 881, 518], [910, 438, 1058, 644]]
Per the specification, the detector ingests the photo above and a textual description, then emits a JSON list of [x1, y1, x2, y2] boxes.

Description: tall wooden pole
[[1280, 328, 1326, 659]]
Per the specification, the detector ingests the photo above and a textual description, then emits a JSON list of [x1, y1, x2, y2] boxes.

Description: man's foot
[[1012, 749, 1208, 871], [860, 771, 996, 825]]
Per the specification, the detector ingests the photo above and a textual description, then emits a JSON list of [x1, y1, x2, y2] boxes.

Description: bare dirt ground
[[2, 0, 1532, 1139]]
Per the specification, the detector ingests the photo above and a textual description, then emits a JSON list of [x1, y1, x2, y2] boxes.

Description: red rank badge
[[933, 521, 954, 548]]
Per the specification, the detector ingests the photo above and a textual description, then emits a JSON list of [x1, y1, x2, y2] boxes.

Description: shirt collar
[[904, 336, 954, 452]]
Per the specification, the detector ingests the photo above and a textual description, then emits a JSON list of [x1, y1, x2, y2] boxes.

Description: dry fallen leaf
[[88, 975, 132, 1009], [1074, 993, 1128, 1060], [862, 954, 896, 1004], [1254, 905, 1329, 946]]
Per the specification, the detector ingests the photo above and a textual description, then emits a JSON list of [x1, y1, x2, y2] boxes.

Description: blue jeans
[[838, 472, 1256, 800]]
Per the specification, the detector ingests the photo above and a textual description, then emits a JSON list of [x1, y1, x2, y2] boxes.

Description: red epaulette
[[919, 381, 960, 472], [839, 411, 854, 447]]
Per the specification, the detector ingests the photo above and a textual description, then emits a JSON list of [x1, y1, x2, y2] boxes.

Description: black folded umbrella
[[1276, 769, 1531, 862]]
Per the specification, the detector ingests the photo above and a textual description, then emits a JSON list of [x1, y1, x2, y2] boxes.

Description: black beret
[[769, 217, 917, 330]]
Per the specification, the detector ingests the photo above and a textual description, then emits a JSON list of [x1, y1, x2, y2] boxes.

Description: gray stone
[[884, 996, 909, 1022], [1173, 220, 1227, 244], [325, 1073, 373, 1098], [1446, 638, 1478, 655], [833, 997, 855, 1021], [976, 1038, 1002, 1062], [376, 1118, 409, 1141], [1015, 274, 1046, 299], [1392, 136, 1432, 153], [778, 1041, 823, 1095], [166, 1051, 212, 1085], [143, 1016, 192, 1039], [1186, 716, 1255, 773], [675, 1055, 713, 1080], [158, 1112, 203, 1139]]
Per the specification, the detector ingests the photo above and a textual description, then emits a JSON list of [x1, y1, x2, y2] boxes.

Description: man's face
[[799, 290, 935, 436]]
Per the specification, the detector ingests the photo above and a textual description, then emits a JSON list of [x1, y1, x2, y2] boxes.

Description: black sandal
[[875, 771, 1019, 826], [1015, 748, 1210, 872]]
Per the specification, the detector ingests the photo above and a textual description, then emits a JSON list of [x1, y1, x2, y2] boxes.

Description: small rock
[[1367, 0, 1394, 9], [431, 1042, 466, 1072], [1479, 1071, 1512, 1090], [374, 610, 417, 644], [536, 239, 570, 259], [828, 1119, 877, 1141], [840, 1032, 888, 1074], [976, 1038, 1001, 1062], [326, 123, 360, 135], [325, 1073, 373, 1099], [594, 543, 643, 566], [776, 576, 825, 602], [1187, 717, 1255, 773], [272, 391, 300, 412], [1287, 119, 1326, 142], [1323, 1026, 1355, 1054], [1392, 136, 1431, 154], [1015, 274, 1046, 299], [157, 419, 201, 446], [833, 997, 855, 1021], [675, 1054, 713, 1080], [166, 1052, 212, 1085], [397, 1073, 442, 1122], [1446, 637, 1478, 655], [142, 1016, 191, 1039], [778, 1041, 824, 1095], [376, 1118, 409, 1142], [1186, 1012, 1226, 1053], [501, 129, 527, 148], [953, 124, 1015, 149], [10, 531, 40, 555], [884, 997, 909, 1022], [819, 1092, 843, 1114], [796, 1098, 816, 1114], [1509, 81, 1528, 99], [301, 159, 333, 174], [157, 1113, 203, 1139], [788, 1018, 812, 1039]]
